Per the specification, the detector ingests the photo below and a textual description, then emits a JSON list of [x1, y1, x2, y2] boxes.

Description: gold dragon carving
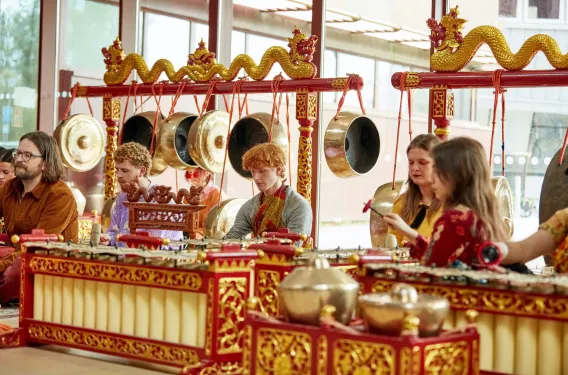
[[428, 6, 568, 72], [102, 28, 318, 85]]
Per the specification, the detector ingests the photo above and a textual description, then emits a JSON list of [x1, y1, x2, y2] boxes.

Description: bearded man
[[0, 131, 79, 304]]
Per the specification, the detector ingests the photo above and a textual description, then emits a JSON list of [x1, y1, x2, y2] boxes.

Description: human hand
[[383, 213, 418, 241], [99, 233, 111, 246]]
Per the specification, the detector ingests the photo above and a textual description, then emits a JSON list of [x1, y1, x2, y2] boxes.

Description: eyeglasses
[[13, 150, 43, 162]]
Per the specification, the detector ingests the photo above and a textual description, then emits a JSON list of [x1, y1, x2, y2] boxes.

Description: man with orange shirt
[[0, 131, 78, 304]]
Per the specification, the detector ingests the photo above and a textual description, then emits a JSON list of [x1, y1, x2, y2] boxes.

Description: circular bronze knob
[[77, 135, 90, 150], [214, 135, 225, 149]]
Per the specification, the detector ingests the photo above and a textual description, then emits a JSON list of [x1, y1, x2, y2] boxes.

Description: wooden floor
[[0, 346, 178, 374]]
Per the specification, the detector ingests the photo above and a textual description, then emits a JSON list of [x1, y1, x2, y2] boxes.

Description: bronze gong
[[324, 112, 380, 178], [121, 111, 166, 176], [54, 114, 105, 172], [492, 176, 514, 239], [540, 146, 568, 224], [188, 110, 230, 174], [154, 112, 199, 170], [228, 113, 288, 179], [204, 198, 247, 238], [369, 180, 405, 247], [101, 195, 117, 232]]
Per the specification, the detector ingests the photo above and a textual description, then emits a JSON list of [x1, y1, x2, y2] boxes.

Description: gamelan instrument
[[243, 254, 480, 375], [203, 198, 247, 239], [0, 231, 262, 374], [121, 111, 166, 176], [324, 111, 381, 178], [54, 114, 105, 172], [228, 113, 288, 179]]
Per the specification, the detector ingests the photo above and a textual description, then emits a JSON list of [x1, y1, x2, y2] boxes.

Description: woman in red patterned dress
[[384, 137, 509, 267]]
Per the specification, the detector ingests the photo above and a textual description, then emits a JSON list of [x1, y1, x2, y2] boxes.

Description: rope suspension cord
[[269, 74, 284, 142], [148, 81, 167, 155], [489, 69, 507, 176], [63, 83, 95, 119], [392, 72, 414, 189]]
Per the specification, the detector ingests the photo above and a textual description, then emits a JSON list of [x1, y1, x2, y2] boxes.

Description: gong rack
[[74, 27, 365, 208]]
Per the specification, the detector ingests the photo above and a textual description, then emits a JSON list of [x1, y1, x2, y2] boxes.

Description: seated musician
[[0, 148, 15, 187], [384, 137, 508, 267], [100, 142, 183, 247], [185, 167, 223, 239], [0, 131, 79, 304], [388, 134, 443, 246], [225, 143, 312, 241], [499, 208, 568, 273]]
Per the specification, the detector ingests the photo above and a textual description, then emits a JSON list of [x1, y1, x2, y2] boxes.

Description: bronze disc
[[54, 114, 105, 172]]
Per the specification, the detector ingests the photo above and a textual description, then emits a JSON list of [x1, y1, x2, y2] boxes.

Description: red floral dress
[[409, 207, 486, 267]]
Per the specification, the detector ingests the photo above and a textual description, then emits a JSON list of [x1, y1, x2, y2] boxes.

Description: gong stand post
[[102, 95, 121, 200], [295, 88, 318, 202]]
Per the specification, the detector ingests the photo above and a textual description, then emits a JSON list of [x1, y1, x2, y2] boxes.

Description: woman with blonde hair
[[388, 134, 443, 246], [385, 137, 508, 266], [185, 167, 222, 239]]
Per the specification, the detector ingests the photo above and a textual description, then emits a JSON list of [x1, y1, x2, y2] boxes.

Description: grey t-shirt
[[226, 187, 312, 239]]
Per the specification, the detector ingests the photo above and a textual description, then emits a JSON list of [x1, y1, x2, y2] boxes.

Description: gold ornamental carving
[[206, 278, 214, 356], [242, 325, 252, 375], [432, 91, 446, 118], [256, 328, 311, 375], [103, 28, 318, 85], [78, 218, 93, 241], [296, 88, 309, 120], [296, 135, 312, 202], [371, 279, 568, 319], [257, 270, 281, 316], [330, 78, 348, 90], [19, 257, 25, 323], [424, 341, 470, 375], [405, 72, 420, 87], [428, 6, 568, 71], [217, 277, 248, 354], [333, 339, 395, 374], [447, 92, 455, 117], [28, 256, 202, 291], [307, 94, 317, 119], [318, 336, 327, 375], [199, 362, 244, 375], [102, 97, 120, 121], [400, 347, 411, 375], [28, 323, 199, 366]]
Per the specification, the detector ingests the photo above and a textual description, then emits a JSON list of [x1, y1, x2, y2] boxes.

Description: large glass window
[[527, 0, 560, 20], [336, 53, 375, 109], [0, 0, 40, 146], [500, 0, 519, 17]]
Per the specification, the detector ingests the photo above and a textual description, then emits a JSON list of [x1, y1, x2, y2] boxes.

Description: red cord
[[490, 69, 507, 176]]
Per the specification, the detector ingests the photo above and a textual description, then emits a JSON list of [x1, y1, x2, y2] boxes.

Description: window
[[527, 0, 560, 19], [232, 30, 246, 61], [499, 0, 518, 17], [336, 53, 375, 109], [0, 0, 40, 145], [323, 50, 337, 104]]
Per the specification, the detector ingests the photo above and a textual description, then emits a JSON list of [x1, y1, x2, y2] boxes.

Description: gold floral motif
[[78, 219, 93, 241], [429, 6, 568, 71], [412, 346, 421, 374], [28, 256, 202, 291], [19, 257, 25, 323], [76, 85, 87, 97], [432, 91, 446, 117], [296, 88, 308, 119], [472, 340, 479, 375], [206, 278, 214, 356], [111, 99, 121, 120], [103, 96, 119, 200], [424, 341, 470, 375], [256, 328, 311, 374], [372, 279, 568, 319], [257, 270, 280, 316], [242, 325, 252, 375], [307, 93, 317, 120], [217, 277, 247, 354], [296, 135, 312, 202], [318, 336, 327, 375], [333, 339, 395, 374], [447, 92, 455, 118], [400, 347, 411, 375], [330, 78, 348, 90], [103, 28, 317, 85], [28, 323, 199, 366], [405, 72, 420, 87], [199, 362, 243, 375]]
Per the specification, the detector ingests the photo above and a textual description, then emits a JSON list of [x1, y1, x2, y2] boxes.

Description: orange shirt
[[0, 178, 79, 246], [196, 182, 222, 238]]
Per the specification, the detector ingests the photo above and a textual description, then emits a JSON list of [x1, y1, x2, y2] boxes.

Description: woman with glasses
[[185, 167, 222, 239]]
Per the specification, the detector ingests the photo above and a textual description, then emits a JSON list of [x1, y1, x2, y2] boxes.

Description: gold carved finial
[[466, 309, 479, 324], [402, 315, 420, 336], [320, 305, 336, 321], [247, 296, 261, 312]]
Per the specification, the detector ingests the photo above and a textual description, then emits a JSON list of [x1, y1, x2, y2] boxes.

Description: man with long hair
[[0, 131, 79, 304], [226, 143, 312, 241]]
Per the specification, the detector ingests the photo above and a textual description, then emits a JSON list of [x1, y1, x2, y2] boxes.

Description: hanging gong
[[204, 198, 247, 238], [101, 195, 117, 232], [121, 111, 166, 176], [53, 114, 105, 172], [228, 113, 288, 179], [155, 112, 199, 170], [187, 110, 230, 174], [324, 112, 380, 178], [540, 146, 568, 224], [492, 176, 514, 239], [369, 180, 405, 247]]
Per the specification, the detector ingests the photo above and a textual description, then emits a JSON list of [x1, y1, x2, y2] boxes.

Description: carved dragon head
[[102, 37, 125, 72], [153, 185, 173, 203], [122, 182, 141, 202], [427, 6, 466, 51], [187, 39, 218, 69], [287, 27, 318, 64]]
